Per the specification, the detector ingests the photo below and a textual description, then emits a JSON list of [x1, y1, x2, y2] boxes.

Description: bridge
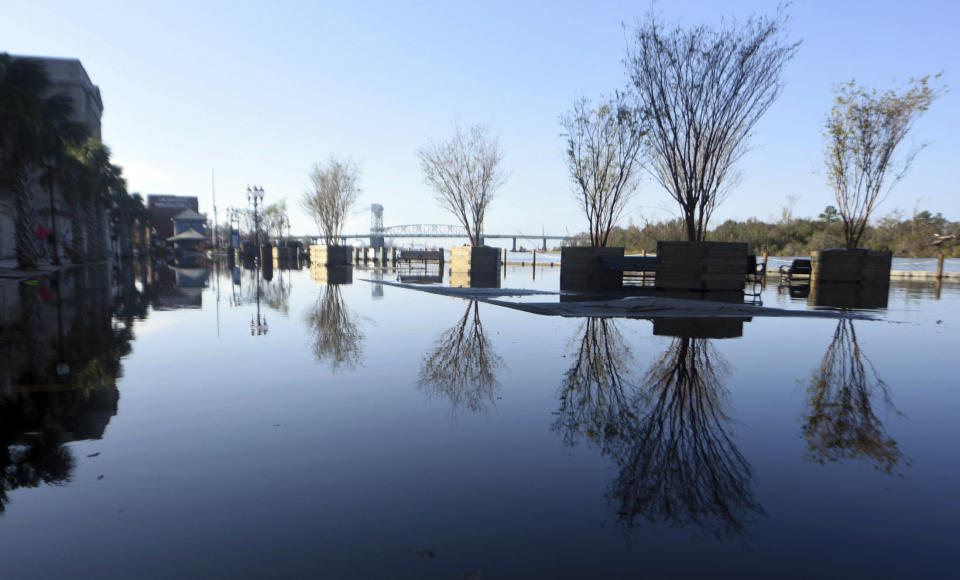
[[313, 225, 568, 251], [309, 205, 572, 250]]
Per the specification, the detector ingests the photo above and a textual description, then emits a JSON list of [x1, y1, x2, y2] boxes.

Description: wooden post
[[937, 252, 945, 280], [761, 252, 768, 287]]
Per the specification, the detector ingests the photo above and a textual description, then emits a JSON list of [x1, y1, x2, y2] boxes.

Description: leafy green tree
[[818, 205, 840, 224], [825, 76, 942, 249]]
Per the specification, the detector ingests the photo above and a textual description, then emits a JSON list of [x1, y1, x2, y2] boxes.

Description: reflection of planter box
[[450, 270, 501, 289], [652, 317, 746, 339], [272, 246, 298, 261], [450, 246, 500, 275], [560, 247, 623, 291], [808, 281, 889, 309], [310, 244, 353, 266], [655, 242, 747, 292], [310, 264, 353, 285], [810, 249, 892, 284]]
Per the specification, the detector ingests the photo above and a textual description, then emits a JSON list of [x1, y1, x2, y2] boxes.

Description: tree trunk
[[14, 165, 39, 270]]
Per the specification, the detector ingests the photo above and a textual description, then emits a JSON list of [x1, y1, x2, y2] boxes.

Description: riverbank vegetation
[[574, 208, 960, 257]]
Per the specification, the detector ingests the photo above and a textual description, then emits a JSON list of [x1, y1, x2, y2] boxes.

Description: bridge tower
[[370, 203, 385, 248]]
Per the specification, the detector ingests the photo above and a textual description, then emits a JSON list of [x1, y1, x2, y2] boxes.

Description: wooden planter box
[[655, 242, 748, 292], [810, 249, 892, 284], [450, 246, 500, 288], [808, 281, 889, 309], [310, 264, 353, 285], [450, 270, 501, 289], [652, 317, 746, 339], [450, 246, 500, 274], [310, 244, 353, 266], [560, 246, 624, 291]]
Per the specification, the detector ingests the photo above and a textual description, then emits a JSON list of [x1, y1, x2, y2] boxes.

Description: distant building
[[168, 208, 209, 255], [147, 195, 199, 242]]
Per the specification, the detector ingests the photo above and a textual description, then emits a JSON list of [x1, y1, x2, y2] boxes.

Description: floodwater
[[1, 260, 958, 579]]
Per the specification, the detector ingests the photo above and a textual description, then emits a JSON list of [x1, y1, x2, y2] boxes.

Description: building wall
[[1, 56, 104, 262]]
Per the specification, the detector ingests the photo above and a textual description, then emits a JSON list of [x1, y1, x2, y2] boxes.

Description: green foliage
[[578, 210, 960, 257], [825, 75, 943, 249]]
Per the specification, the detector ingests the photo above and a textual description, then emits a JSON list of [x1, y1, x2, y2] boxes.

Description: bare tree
[[561, 94, 646, 247], [301, 156, 361, 245], [418, 124, 506, 246], [262, 198, 289, 242], [825, 76, 941, 249], [626, 9, 799, 241]]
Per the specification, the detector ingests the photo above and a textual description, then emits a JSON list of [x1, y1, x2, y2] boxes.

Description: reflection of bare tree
[[611, 337, 763, 539], [306, 285, 363, 372], [804, 319, 904, 474], [262, 273, 291, 315], [418, 301, 504, 415], [553, 318, 637, 455]]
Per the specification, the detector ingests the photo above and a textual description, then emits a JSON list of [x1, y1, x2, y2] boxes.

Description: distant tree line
[[570, 207, 960, 258]]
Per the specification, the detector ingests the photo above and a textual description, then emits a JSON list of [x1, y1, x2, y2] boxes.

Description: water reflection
[[553, 318, 637, 455], [611, 334, 763, 538], [553, 318, 763, 539], [306, 284, 363, 372], [0, 266, 125, 512], [804, 319, 905, 474], [418, 301, 504, 415]]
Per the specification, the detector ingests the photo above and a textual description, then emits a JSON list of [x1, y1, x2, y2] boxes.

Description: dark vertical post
[[761, 252, 768, 287]]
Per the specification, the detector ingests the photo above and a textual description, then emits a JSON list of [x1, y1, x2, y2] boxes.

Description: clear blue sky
[[4, 0, 957, 237]]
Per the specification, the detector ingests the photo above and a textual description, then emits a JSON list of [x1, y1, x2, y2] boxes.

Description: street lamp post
[[247, 186, 265, 255]]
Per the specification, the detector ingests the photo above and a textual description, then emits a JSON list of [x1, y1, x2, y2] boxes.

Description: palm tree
[[75, 140, 118, 261], [0, 54, 86, 269], [60, 143, 92, 262]]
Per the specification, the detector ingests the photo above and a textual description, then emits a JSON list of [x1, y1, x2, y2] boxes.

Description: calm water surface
[[1, 261, 958, 578]]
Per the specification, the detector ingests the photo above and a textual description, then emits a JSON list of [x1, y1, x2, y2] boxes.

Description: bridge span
[[313, 224, 570, 251]]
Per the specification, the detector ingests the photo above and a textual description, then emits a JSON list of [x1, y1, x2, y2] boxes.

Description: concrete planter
[[655, 241, 747, 292], [310, 244, 353, 266], [560, 246, 624, 291]]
